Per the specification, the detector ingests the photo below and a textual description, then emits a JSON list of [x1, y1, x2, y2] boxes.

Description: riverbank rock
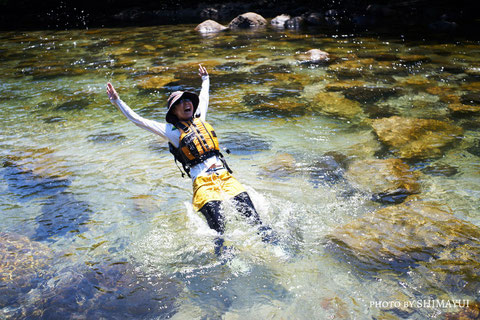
[[0, 232, 53, 308], [313, 92, 363, 119], [271, 14, 290, 28], [296, 49, 330, 63], [371, 116, 463, 159], [228, 12, 267, 29], [346, 158, 421, 203], [326, 198, 480, 274], [195, 19, 228, 33]]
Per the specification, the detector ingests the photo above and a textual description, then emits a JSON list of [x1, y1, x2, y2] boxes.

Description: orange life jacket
[[169, 118, 230, 177]]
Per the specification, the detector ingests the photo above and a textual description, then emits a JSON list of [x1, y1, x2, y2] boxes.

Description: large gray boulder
[[228, 12, 267, 29], [194, 19, 228, 33]]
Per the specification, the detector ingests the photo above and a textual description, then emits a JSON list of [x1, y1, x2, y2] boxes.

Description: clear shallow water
[[0, 25, 479, 319]]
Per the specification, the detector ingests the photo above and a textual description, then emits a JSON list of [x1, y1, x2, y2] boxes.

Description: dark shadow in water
[[18, 262, 180, 320], [2, 160, 71, 200], [32, 191, 91, 242], [2, 156, 92, 242], [221, 132, 271, 155]]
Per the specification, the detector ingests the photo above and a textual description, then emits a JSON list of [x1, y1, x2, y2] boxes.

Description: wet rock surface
[[346, 158, 421, 203], [295, 49, 330, 64], [371, 116, 464, 159], [327, 198, 480, 275], [312, 92, 363, 119], [195, 19, 228, 33], [228, 12, 267, 29]]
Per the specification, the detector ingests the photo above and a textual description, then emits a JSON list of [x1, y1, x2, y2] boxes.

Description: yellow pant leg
[[192, 170, 246, 212]]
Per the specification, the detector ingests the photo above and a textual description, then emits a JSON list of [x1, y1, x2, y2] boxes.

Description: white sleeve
[[112, 98, 169, 141], [196, 75, 210, 120]]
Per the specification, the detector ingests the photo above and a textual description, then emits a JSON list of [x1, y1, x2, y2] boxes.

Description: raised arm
[[196, 65, 210, 120], [106, 82, 169, 140]]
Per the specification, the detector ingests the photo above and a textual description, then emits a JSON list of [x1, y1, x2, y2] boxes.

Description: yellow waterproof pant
[[192, 170, 246, 212]]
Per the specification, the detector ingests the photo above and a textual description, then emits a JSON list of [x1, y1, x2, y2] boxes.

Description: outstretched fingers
[[198, 64, 208, 77], [106, 82, 119, 100]]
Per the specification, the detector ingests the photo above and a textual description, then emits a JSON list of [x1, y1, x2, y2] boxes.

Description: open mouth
[[184, 106, 192, 112]]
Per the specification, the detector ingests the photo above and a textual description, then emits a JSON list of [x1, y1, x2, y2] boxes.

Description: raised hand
[[198, 64, 208, 78], [106, 82, 119, 101]]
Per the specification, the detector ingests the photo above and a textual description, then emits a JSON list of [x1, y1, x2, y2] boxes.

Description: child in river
[[106, 65, 276, 254]]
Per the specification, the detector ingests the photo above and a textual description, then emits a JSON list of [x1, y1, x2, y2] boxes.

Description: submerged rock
[[448, 103, 480, 115], [23, 262, 180, 319], [2, 148, 92, 242], [312, 92, 364, 119], [137, 75, 176, 91], [43, 116, 66, 124], [296, 49, 330, 64], [33, 192, 92, 242], [342, 86, 399, 104], [328, 59, 375, 79], [325, 80, 367, 92], [56, 98, 91, 111], [309, 152, 349, 186], [460, 92, 480, 106], [228, 12, 267, 29], [0, 232, 53, 308], [346, 158, 421, 203], [259, 153, 296, 178], [371, 116, 463, 159], [363, 104, 398, 119], [326, 198, 480, 274], [467, 139, 480, 157], [421, 163, 459, 177], [87, 132, 127, 143], [2, 148, 72, 199], [251, 63, 291, 75], [250, 99, 307, 119], [195, 19, 228, 33], [221, 132, 271, 155]]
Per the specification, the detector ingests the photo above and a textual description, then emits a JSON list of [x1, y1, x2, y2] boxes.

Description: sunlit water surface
[[0, 25, 479, 319]]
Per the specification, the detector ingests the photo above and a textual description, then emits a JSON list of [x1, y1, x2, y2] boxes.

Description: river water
[[1, 25, 479, 319]]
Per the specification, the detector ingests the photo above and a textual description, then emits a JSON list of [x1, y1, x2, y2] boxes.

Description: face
[[172, 98, 194, 121]]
